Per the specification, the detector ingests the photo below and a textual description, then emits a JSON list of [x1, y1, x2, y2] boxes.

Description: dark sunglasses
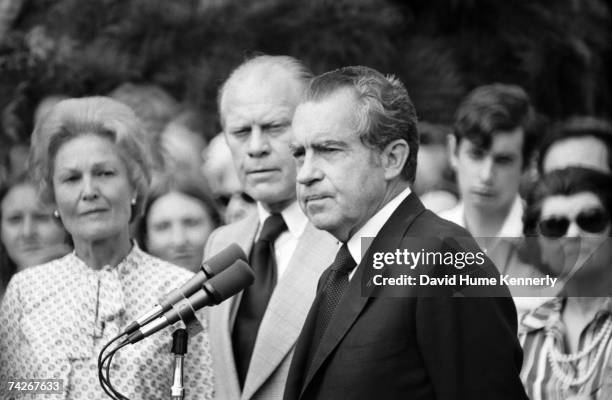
[[538, 208, 610, 238]]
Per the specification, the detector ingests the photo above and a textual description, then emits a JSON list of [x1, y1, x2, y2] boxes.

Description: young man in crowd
[[440, 83, 538, 239]]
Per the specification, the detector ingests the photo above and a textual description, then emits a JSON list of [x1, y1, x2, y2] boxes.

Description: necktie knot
[[331, 243, 357, 275], [258, 214, 287, 242]]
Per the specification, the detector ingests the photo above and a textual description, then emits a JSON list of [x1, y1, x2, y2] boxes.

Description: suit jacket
[[284, 194, 528, 400], [205, 210, 338, 400]]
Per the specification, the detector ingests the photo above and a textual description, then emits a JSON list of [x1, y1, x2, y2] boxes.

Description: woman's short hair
[[522, 167, 612, 236], [135, 172, 222, 251], [29, 96, 153, 219]]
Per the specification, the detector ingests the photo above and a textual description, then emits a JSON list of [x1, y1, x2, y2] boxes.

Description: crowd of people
[[0, 54, 611, 399]]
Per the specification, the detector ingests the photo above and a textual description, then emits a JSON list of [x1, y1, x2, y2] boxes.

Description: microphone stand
[[170, 329, 188, 400]]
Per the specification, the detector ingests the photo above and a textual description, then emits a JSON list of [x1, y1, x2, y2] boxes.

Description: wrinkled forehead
[[223, 100, 296, 130], [292, 89, 361, 148], [220, 69, 303, 124], [53, 134, 124, 172]]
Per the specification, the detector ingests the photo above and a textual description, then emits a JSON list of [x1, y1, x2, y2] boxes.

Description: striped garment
[[519, 298, 612, 400]]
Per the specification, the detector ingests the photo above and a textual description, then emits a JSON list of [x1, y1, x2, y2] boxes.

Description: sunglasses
[[538, 208, 610, 238]]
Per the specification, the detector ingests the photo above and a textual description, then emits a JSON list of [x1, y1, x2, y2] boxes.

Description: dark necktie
[[233, 213, 287, 387], [307, 243, 357, 368]]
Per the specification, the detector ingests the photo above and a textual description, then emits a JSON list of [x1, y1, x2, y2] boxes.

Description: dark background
[[1, 0, 610, 145]]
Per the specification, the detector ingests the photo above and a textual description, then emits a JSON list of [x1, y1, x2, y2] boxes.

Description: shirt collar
[[347, 186, 412, 265], [70, 241, 144, 275], [450, 195, 524, 237], [498, 196, 524, 237], [519, 297, 612, 334], [519, 297, 563, 333], [256, 201, 308, 239]]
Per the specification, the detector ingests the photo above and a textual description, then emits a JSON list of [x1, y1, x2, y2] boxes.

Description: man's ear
[[381, 139, 409, 180], [447, 134, 458, 171]]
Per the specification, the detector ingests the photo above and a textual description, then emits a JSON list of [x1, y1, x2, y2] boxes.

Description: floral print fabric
[[0, 244, 213, 400]]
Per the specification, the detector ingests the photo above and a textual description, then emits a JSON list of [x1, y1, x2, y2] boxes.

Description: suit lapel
[[300, 194, 426, 396], [242, 224, 337, 400], [208, 212, 259, 400]]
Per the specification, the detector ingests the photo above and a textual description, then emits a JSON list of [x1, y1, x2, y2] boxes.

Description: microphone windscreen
[[202, 243, 247, 276], [206, 260, 254, 303]]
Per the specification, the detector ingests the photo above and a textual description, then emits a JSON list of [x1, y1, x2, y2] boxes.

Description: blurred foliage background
[[1, 0, 611, 145]]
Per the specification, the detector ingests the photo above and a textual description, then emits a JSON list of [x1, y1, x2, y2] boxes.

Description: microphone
[[126, 259, 254, 344], [124, 243, 247, 335], [170, 329, 188, 400]]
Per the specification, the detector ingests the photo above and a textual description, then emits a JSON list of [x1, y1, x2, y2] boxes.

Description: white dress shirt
[[345, 186, 412, 279], [256, 201, 309, 280], [438, 195, 524, 237]]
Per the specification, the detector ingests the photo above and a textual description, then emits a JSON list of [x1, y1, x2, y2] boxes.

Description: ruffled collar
[[68, 241, 146, 276], [519, 297, 612, 334]]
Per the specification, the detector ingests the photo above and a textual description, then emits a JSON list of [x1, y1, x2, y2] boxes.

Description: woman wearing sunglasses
[[519, 167, 612, 400]]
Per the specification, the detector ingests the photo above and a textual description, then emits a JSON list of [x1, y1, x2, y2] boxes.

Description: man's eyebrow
[[226, 123, 250, 132], [312, 140, 348, 150], [492, 150, 519, 158]]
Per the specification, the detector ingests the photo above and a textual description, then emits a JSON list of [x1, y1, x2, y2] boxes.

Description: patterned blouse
[[519, 298, 612, 400], [0, 244, 214, 400]]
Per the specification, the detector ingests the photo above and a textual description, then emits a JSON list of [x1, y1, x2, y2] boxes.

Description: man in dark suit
[[284, 66, 528, 400]]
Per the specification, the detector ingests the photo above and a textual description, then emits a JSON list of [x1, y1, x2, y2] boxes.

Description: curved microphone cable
[[99, 259, 254, 399], [98, 332, 127, 400], [101, 341, 130, 400], [99, 332, 133, 400]]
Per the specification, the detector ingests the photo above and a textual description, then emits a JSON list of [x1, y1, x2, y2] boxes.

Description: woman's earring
[[131, 197, 137, 206], [53, 210, 60, 219]]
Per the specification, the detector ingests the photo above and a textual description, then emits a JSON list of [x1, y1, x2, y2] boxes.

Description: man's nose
[[479, 157, 495, 183], [296, 153, 322, 186], [247, 127, 270, 157]]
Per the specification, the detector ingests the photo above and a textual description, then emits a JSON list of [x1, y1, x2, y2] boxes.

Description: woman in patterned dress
[[519, 167, 612, 400], [0, 97, 214, 399]]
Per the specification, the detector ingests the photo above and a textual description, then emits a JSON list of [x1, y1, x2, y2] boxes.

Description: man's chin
[[249, 188, 296, 210], [307, 213, 339, 234], [471, 195, 506, 211]]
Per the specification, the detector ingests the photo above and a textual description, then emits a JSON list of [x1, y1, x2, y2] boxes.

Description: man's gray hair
[[217, 55, 313, 127], [303, 65, 419, 183]]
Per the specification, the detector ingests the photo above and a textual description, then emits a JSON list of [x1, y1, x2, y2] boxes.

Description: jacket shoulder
[[204, 212, 258, 257], [412, 209, 473, 238]]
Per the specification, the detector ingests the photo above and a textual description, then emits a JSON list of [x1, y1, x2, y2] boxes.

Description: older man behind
[[284, 66, 527, 400], [204, 55, 337, 400]]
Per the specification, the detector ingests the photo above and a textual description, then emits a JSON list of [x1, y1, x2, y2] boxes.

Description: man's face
[[450, 128, 524, 214], [542, 136, 610, 174], [292, 89, 387, 242], [222, 73, 299, 211]]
